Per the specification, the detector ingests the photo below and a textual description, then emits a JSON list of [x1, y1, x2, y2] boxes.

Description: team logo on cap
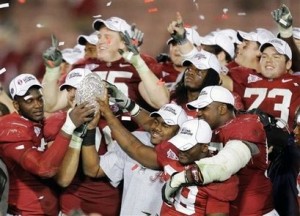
[[270, 39, 283, 46], [181, 127, 193, 136], [163, 106, 177, 116], [194, 53, 206, 60], [23, 76, 35, 83], [17, 79, 23, 85], [69, 72, 83, 79], [10, 88, 14, 95], [199, 90, 208, 96]]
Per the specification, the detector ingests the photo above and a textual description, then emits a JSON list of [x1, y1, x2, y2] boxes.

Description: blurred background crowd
[[0, 0, 299, 92]]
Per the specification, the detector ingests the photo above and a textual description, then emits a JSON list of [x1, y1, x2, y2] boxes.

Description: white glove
[[271, 4, 293, 38]]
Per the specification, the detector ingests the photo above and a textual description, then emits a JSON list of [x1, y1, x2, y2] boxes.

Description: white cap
[[237, 28, 275, 45], [187, 85, 234, 110], [169, 119, 212, 151], [93, 17, 132, 37], [260, 38, 292, 60], [77, 31, 99, 46], [167, 27, 202, 47], [182, 50, 221, 74], [59, 68, 92, 90], [293, 27, 300, 39], [217, 28, 240, 44], [150, 103, 188, 126], [62, 44, 85, 65], [9, 73, 42, 99], [201, 32, 235, 59]]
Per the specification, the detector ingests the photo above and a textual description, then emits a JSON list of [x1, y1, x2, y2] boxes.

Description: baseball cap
[[182, 50, 221, 74], [237, 28, 275, 45], [293, 27, 300, 39], [169, 119, 212, 151], [77, 31, 99, 46], [59, 68, 92, 90], [167, 27, 202, 47], [9, 73, 42, 99], [61, 44, 85, 65], [260, 38, 292, 60], [201, 32, 235, 59], [187, 85, 234, 110], [217, 28, 240, 44], [150, 103, 188, 126], [93, 17, 133, 37]]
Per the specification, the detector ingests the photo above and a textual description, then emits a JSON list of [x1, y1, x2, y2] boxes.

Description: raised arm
[[98, 94, 160, 170]]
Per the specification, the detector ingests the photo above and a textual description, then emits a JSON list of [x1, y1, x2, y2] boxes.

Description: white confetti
[[223, 8, 228, 14], [36, 23, 44, 28], [0, 68, 6, 74], [58, 41, 65, 46], [0, 3, 9, 8], [93, 14, 102, 18], [199, 15, 205, 20], [237, 12, 246, 16], [106, 1, 112, 6]]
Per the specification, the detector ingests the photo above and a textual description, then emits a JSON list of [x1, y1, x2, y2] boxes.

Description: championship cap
[[150, 103, 188, 126], [167, 27, 202, 47], [217, 28, 240, 44], [169, 119, 212, 151], [182, 50, 221, 74], [293, 27, 300, 40], [59, 68, 92, 90], [93, 17, 133, 37], [61, 44, 85, 65], [77, 31, 99, 46], [260, 38, 292, 60], [201, 32, 235, 59], [187, 85, 234, 110], [9, 73, 42, 99], [237, 28, 275, 45]]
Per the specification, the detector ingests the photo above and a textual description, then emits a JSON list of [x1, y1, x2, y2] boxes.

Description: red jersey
[[155, 141, 239, 216], [73, 54, 162, 112], [0, 112, 71, 215], [213, 113, 273, 215], [47, 112, 121, 215], [230, 66, 300, 129]]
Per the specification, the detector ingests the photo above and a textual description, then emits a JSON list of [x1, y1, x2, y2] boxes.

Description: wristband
[[129, 103, 140, 116], [82, 129, 96, 146], [61, 109, 76, 135], [185, 163, 203, 185], [69, 134, 83, 150]]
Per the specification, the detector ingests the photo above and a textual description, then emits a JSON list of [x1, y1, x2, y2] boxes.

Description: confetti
[[223, 8, 228, 14], [58, 41, 65, 46], [106, 1, 112, 6], [93, 14, 102, 18], [0, 68, 6, 74], [199, 15, 205, 20], [36, 23, 44, 28], [0, 3, 9, 8], [237, 12, 246, 16], [148, 7, 158, 13]]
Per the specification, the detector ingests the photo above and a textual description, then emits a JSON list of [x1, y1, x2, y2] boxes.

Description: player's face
[[184, 66, 208, 90], [260, 46, 291, 79], [169, 42, 183, 66], [66, 86, 77, 108], [84, 43, 98, 59], [96, 27, 125, 62], [196, 102, 222, 130], [149, 117, 179, 145], [14, 88, 44, 123], [235, 40, 260, 67], [178, 144, 208, 165]]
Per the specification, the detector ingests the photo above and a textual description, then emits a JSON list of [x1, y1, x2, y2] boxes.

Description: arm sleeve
[[2, 132, 70, 178], [195, 140, 251, 184]]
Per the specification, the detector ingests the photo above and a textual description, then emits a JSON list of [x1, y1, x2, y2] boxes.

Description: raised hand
[[43, 34, 63, 68], [167, 12, 187, 44], [271, 4, 293, 38]]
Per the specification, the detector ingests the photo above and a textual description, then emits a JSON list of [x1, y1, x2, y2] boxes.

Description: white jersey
[[100, 131, 164, 216]]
